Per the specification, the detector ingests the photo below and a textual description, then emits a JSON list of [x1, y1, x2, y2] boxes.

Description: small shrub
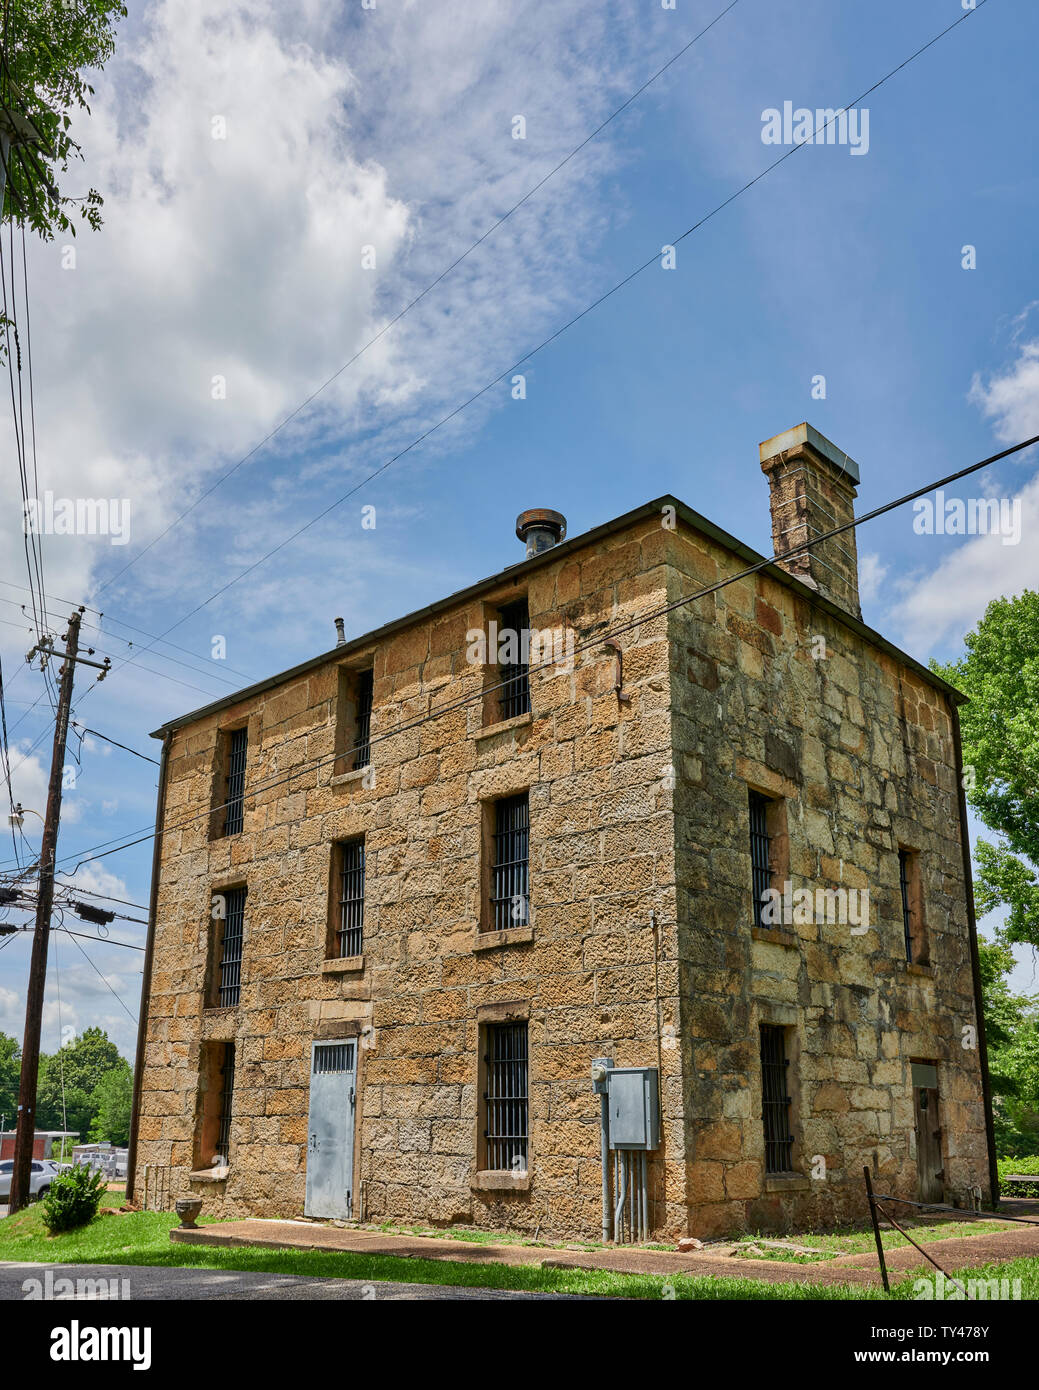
[[40, 1164, 107, 1234]]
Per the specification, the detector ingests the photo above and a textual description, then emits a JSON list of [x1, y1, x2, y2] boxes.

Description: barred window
[[196, 1040, 235, 1170], [215, 1044, 235, 1163], [760, 1024, 795, 1174], [898, 849, 913, 962], [217, 887, 246, 1007], [490, 793, 529, 931], [354, 669, 374, 769], [482, 1022, 528, 1172], [748, 790, 772, 929], [498, 599, 531, 721], [223, 727, 248, 836], [336, 839, 365, 958]]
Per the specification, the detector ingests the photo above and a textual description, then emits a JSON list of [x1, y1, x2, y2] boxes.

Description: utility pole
[[9, 611, 81, 1211]]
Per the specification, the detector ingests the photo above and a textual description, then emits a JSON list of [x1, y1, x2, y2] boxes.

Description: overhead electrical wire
[[9, 426, 1030, 882], [0, 577, 260, 685], [95, 0, 992, 683], [94, 0, 745, 600]]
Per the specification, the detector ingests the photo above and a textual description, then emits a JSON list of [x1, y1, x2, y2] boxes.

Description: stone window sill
[[751, 926, 799, 948], [330, 767, 368, 788], [202, 1006, 236, 1017], [473, 925, 534, 951], [322, 954, 364, 975], [472, 1170, 530, 1193], [473, 711, 532, 743], [906, 962, 934, 977], [188, 1167, 229, 1184], [764, 1173, 811, 1193]]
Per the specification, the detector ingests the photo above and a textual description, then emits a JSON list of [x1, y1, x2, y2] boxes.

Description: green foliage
[[1, 0, 126, 239], [933, 590, 1039, 949], [974, 840, 1039, 946], [40, 1162, 106, 1234], [87, 1063, 132, 1146], [977, 940, 1039, 1158], [33, 1028, 132, 1142], [0, 1029, 19, 1125], [997, 1155, 1039, 1196]]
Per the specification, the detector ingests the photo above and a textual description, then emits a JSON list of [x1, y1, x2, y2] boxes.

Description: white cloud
[[892, 328, 1039, 653], [858, 551, 887, 604], [1, 0, 658, 634], [969, 339, 1039, 443]]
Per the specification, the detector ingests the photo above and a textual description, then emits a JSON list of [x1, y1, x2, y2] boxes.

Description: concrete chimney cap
[[515, 509, 567, 544], [759, 422, 860, 485]]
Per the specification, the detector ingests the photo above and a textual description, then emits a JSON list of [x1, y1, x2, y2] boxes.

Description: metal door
[[911, 1061, 944, 1203], [305, 1041, 357, 1219]]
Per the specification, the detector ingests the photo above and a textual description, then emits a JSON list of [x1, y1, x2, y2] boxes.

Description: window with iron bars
[[490, 793, 529, 931], [335, 839, 365, 958], [748, 790, 772, 929], [353, 669, 373, 769], [223, 727, 248, 836], [898, 849, 913, 962], [482, 1022, 528, 1172], [215, 1043, 235, 1163], [759, 1024, 795, 1174], [216, 887, 246, 1007], [498, 598, 532, 721]]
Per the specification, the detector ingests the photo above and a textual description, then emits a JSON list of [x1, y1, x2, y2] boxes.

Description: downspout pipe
[[125, 731, 172, 1203], [949, 700, 999, 1211]]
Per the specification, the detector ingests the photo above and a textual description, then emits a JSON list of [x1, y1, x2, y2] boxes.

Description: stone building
[[128, 423, 996, 1241]]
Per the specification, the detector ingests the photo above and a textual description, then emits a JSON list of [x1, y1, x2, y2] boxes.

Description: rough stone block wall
[[133, 504, 989, 1241], [667, 522, 990, 1238], [133, 516, 686, 1236]]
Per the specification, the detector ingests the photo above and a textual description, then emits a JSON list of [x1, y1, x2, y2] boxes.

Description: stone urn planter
[[175, 1198, 203, 1229]]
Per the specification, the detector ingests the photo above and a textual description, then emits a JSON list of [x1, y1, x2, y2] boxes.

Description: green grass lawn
[[730, 1217, 1017, 1263], [1, 1204, 1037, 1300]]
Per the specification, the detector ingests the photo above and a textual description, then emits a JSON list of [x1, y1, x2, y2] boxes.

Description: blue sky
[[1, 0, 1037, 1061]]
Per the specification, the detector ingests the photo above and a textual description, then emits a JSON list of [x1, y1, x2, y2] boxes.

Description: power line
[[52, 879, 150, 913], [98, 0, 991, 681], [0, 576, 260, 683], [94, 0, 744, 601], [0, 592, 254, 692], [71, 724, 160, 765], [56, 925, 139, 1022], [22, 425, 1035, 882], [1, 920, 145, 951]]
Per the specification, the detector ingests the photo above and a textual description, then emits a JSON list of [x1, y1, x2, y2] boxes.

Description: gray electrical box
[[607, 1067, 660, 1150]]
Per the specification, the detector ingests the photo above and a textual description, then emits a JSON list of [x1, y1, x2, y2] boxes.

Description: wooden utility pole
[[9, 611, 81, 1212]]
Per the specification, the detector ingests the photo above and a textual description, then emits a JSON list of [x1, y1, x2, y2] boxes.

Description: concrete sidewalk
[[170, 1216, 1039, 1289]]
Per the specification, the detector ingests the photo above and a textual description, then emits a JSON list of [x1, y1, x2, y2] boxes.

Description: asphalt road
[[0, 1261, 597, 1300]]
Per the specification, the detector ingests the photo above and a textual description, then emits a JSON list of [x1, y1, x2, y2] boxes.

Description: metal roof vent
[[334, 617, 346, 647], [516, 509, 566, 559]]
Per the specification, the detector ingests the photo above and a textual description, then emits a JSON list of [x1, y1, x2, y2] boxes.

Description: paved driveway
[[0, 1261, 602, 1300]]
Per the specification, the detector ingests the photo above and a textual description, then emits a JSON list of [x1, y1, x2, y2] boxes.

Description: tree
[[0, 1029, 19, 1127], [933, 590, 1039, 949], [978, 938, 1039, 1157], [34, 1027, 128, 1138], [1, 0, 126, 238], [87, 1062, 132, 1146]]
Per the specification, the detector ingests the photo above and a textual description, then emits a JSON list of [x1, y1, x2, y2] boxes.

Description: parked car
[[0, 1158, 60, 1201]]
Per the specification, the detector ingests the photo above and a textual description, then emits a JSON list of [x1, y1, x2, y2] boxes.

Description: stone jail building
[[128, 423, 995, 1240]]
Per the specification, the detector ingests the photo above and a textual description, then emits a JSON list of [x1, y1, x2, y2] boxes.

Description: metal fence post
[[864, 1166, 890, 1292]]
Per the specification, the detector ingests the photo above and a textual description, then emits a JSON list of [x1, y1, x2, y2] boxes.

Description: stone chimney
[[759, 423, 861, 618]]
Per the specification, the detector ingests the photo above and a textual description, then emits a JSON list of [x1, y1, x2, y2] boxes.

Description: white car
[[0, 1158, 60, 1201]]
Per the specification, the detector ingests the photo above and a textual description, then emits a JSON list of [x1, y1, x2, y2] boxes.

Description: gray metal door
[[305, 1041, 357, 1219]]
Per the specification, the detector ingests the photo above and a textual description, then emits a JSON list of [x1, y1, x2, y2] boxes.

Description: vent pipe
[[516, 508, 566, 559], [334, 617, 346, 647]]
